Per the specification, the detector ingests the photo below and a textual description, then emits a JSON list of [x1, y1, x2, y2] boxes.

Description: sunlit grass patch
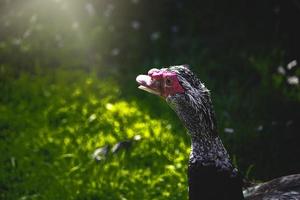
[[0, 69, 189, 200]]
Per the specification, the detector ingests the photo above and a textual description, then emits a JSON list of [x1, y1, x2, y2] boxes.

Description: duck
[[136, 65, 300, 200]]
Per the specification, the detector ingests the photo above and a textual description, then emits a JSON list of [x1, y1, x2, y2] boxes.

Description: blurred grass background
[[0, 0, 300, 199]]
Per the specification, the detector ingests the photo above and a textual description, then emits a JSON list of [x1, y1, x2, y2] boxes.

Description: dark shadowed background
[[0, 0, 299, 199]]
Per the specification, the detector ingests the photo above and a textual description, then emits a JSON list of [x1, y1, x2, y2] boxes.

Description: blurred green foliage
[[0, 0, 300, 199]]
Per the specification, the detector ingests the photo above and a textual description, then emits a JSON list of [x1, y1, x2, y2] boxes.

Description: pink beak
[[136, 69, 162, 96]]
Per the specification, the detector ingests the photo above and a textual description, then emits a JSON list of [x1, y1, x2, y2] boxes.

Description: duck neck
[[189, 134, 233, 170], [188, 133, 245, 200]]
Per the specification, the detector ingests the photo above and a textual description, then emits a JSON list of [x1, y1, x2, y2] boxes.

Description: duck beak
[[136, 74, 161, 96]]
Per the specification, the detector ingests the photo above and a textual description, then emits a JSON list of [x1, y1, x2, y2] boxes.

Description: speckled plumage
[[165, 66, 234, 170], [243, 174, 300, 200], [136, 65, 300, 200], [163, 65, 244, 199]]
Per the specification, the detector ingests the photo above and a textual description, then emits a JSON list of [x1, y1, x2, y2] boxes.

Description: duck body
[[244, 174, 300, 200]]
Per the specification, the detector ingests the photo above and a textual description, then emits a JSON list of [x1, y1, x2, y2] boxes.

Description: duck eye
[[165, 78, 172, 86]]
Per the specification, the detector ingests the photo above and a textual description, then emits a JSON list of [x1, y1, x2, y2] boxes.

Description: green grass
[[0, 70, 189, 200]]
